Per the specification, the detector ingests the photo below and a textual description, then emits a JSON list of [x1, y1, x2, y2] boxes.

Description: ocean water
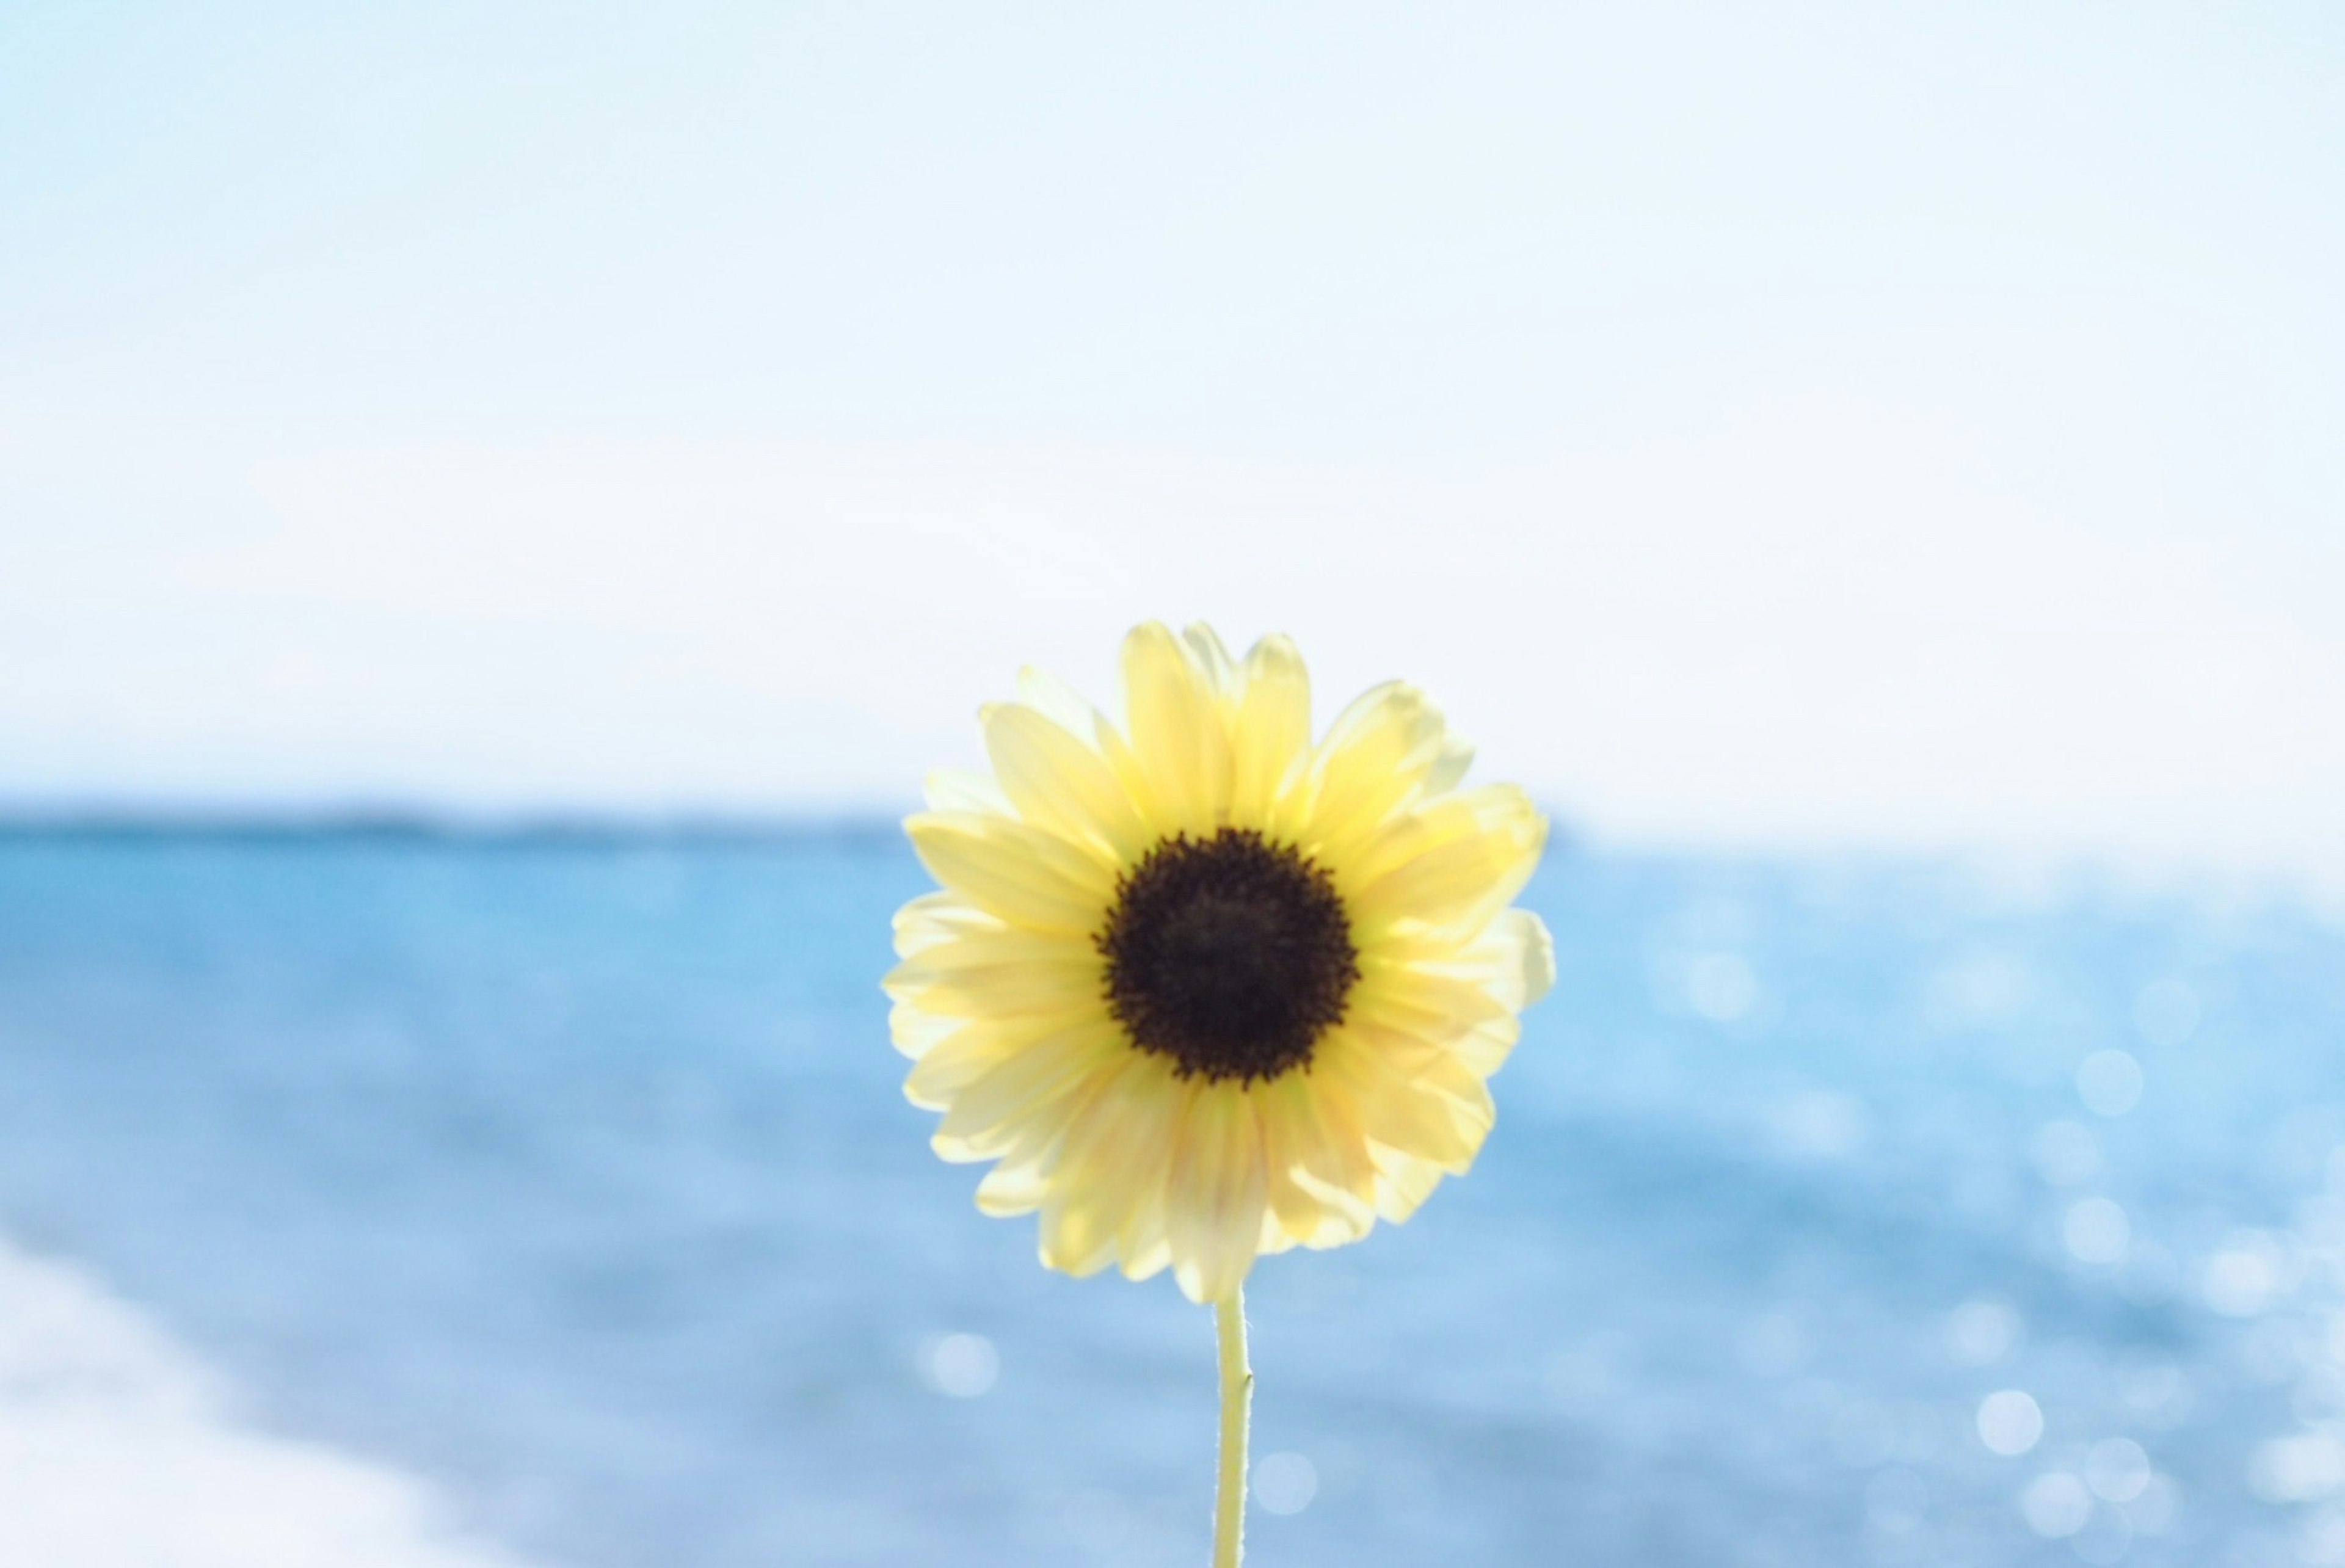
[[2, 829, 2343, 1568]]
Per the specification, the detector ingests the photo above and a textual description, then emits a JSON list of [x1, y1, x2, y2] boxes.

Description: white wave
[[0, 1235, 539, 1568]]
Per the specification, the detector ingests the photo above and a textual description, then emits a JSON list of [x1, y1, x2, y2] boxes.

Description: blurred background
[[3, 4, 2344, 1565]]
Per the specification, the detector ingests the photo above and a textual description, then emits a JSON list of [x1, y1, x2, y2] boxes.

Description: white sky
[[4, 4, 2343, 881]]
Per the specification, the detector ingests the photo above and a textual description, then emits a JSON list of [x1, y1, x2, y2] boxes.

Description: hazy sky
[[4, 4, 2343, 880]]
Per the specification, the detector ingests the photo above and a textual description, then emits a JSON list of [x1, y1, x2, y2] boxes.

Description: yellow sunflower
[[884, 622, 1554, 1305]]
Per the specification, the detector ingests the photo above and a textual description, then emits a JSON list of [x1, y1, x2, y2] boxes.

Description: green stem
[[1212, 1287, 1252, 1568]]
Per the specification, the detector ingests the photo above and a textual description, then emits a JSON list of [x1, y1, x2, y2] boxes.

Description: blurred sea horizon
[[5, 818, 2345, 1568]]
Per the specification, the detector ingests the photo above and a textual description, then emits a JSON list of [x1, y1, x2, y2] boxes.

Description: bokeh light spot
[[2133, 978, 2201, 1048], [924, 1332, 999, 1398], [2078, 1050, 2145, 1117], [1946, 1299, 2023, 1367], [2086, 1437, 2152, 1503], [1687, 953, 1758, 1023], [2033, 1120, 2103, 1186], [2066, 1197, 2131, 1265], [1253, 1451, 1317, 1516], [1979, 1390, 2045, 1456], [2205, 1235, 2286, 1317], [2021, 1472, 2091, 1537]]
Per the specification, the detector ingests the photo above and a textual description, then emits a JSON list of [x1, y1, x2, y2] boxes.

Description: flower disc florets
[[1097, 829, 1359, 1085]]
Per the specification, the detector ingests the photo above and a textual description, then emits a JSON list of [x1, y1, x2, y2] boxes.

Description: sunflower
[[884, 622, 1554, 1305]]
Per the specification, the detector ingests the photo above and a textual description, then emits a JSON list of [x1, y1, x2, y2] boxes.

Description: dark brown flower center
[[1096, 828, 1359, 1084]]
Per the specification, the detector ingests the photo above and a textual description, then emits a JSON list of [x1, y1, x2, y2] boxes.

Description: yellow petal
[[888, 1001, 963, 1061], [1422, 733, 1475, 797], [885, 922, 1091, 977], [975, 1158, 1053, 1218], [1340, 964, 1527, 1078], [1308, 1075, 1384, 1227], [1011, 662, 1171, 841], [1370, 908, 1555, 1040], [1505, 910, 1557, 1009], [1258, 1073, 1374, 1249], [890, 891, 1002, 959], [1298, 682, 1450, 859], [1016, 664, 1107, 741], [903, 1012, 1093, 1107], [883, 928, 1104, 1020], [1283, 1065, 1382, 1231], [1353, 1017, 1499, 1135], [1370, 1149, 1445, 1223], [931, 1022, 1121, 1161], [1350, 960, 1514, 1044], [1119, 1232, 1174, 1283], [1229, 633, 1312, 832], [972, 1097, 1083, 1216], [888, 990, 1096, 1067], [983, 702, 1149, 862], [1321, 1025, 1491, 1172], [1121, 621, 1231, 837], [1425, 908, 1555, 1011], [1256, 1208, 1300, 1257], [1165, 1082, 1268, 1302], [1349, 785, 1546, 937], [924, 768, 1015, 816], [1181, 623, 1240, 699], [906, 811, 1115, 935], [1039, 1056, 1174, 1277], [1348, 782, 1541, 885], [1113, 1065, 1194, 1281], [1444, 1014, 1522, 1078]]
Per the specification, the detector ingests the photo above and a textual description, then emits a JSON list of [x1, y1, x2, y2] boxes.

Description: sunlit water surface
[[2, 829, 2344, 1567]]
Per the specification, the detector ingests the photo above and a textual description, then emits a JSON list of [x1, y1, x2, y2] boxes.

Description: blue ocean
[[2, 827, 2343, 1567]]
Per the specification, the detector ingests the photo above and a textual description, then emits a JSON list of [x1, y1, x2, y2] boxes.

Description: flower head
[[885, 623, 1553, 1302]]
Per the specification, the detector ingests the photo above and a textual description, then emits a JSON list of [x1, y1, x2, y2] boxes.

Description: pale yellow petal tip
[[1424, 734, 1476, 797], [885, 1006, 951, 1066], [889, 890, 998, 959], [1040, 1241, 1119, 1279], [1242, 630, 1302, 662], [1373, 1156, 1447, 1224], [923, 767, 1013, 816], [976, 1165, 1049, 1218], [1014, 666, 1102, 739], [878, 960, 920, 1005], [930, 1131, 992, 1164], [1118, 1240, 1173, 1285], [1519, 910, 1558, 1008], [1177, 622, 1240, 697], [1119, 619, 1180, 664], [1126, 619, 1238, 703]]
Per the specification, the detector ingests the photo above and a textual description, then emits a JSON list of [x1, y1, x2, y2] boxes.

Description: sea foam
[[0, 1235, 536, 1568]]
